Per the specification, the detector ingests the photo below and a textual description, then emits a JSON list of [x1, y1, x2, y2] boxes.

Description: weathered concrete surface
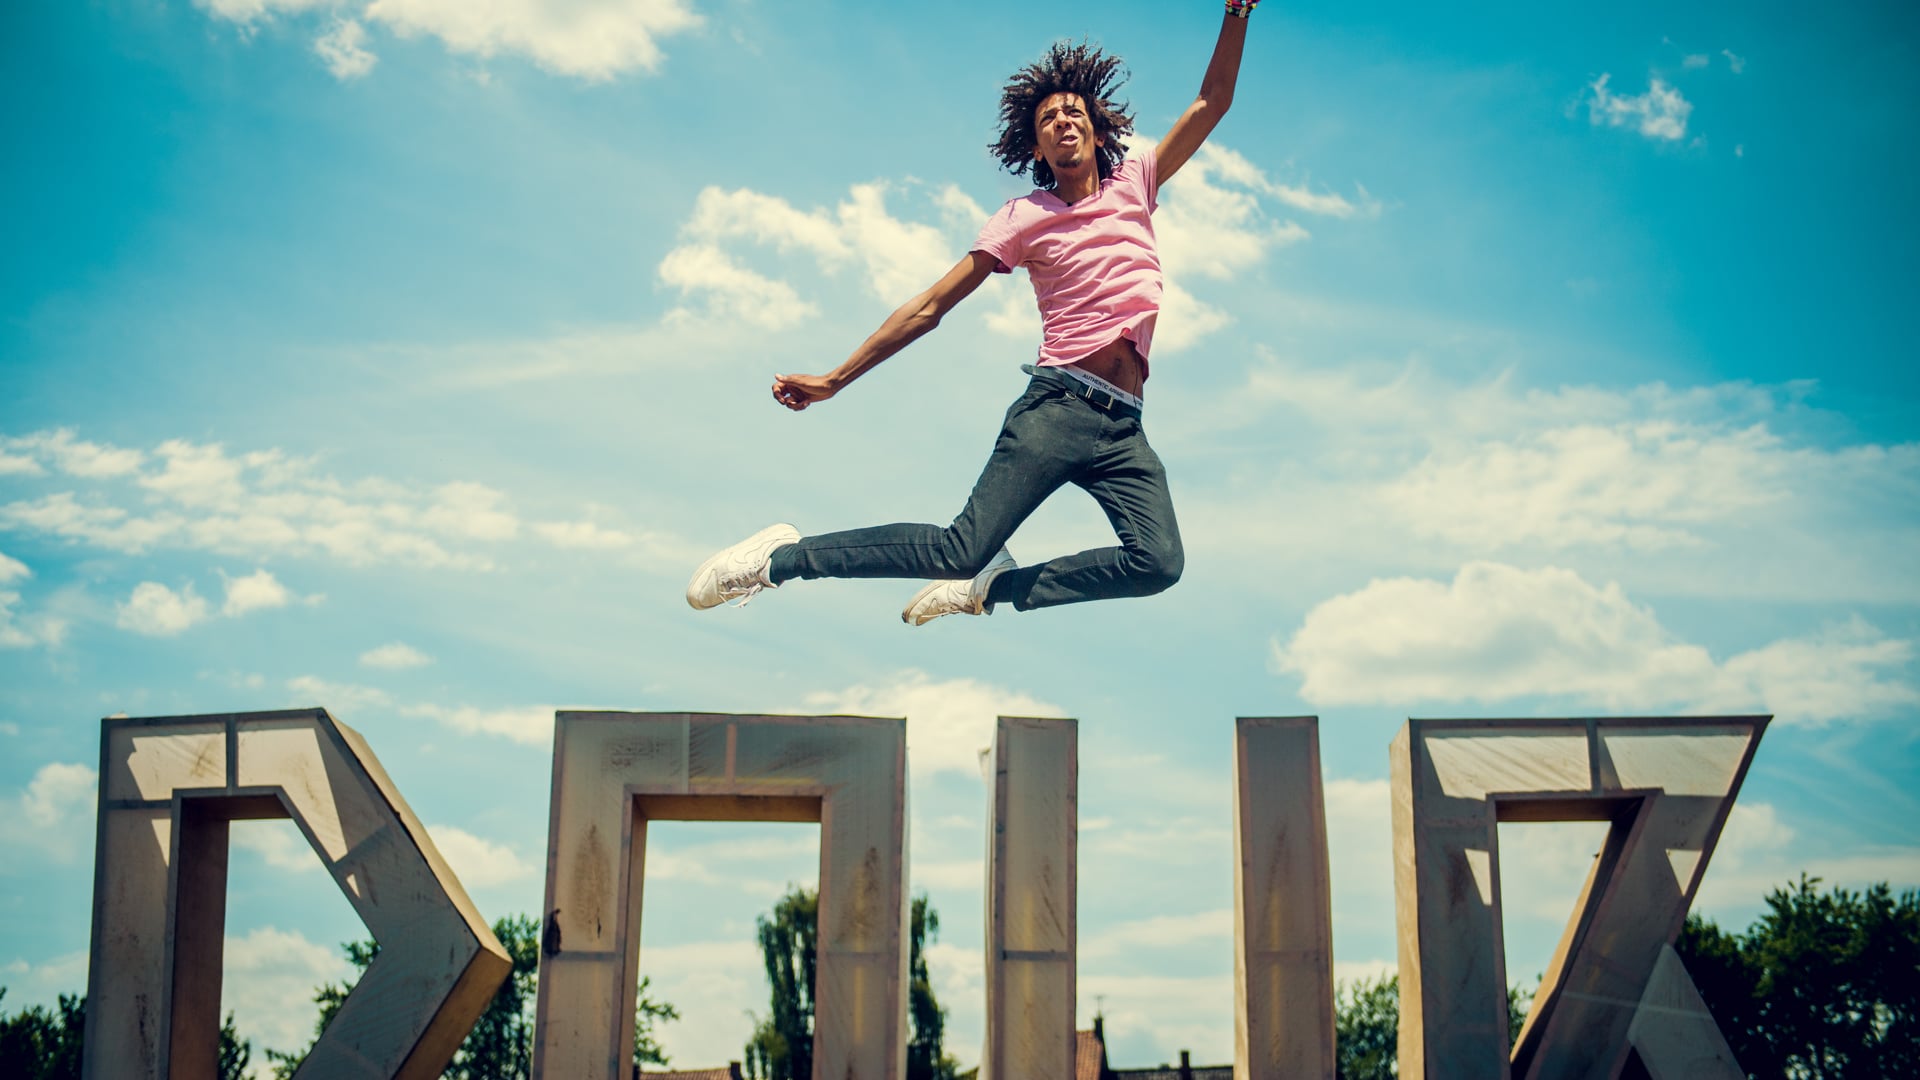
[[84, 709, 510, 1080], [982, 716, 1076, 1080], [1233, 717, 1334, 1080], [533, 712, 908, 1080], [1391, 716, 1765, 1080]]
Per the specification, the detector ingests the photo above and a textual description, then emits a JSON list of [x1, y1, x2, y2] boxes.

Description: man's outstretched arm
[[1155, 10, 1252, 186], [772, 250, 998, 412]]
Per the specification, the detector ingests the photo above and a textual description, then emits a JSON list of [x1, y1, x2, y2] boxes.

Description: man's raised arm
[[771, 250, 998, 412], [1154, 7, 1254, 187]]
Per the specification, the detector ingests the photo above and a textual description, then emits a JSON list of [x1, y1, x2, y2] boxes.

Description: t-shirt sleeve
[[1132, 145, 1160, 213], [972, 202, 1024, 274]]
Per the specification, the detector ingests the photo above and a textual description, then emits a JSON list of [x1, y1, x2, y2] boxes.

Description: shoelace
[[716, 570, 766, 607]]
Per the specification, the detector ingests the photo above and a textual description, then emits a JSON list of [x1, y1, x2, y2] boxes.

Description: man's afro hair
[[990, 40, 1135, 189]]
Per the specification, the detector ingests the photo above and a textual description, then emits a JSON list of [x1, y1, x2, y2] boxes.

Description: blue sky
[[3, 0, 1918, 1071]]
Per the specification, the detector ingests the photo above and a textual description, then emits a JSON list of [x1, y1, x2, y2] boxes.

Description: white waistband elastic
[[1040, 363, 1144, 409]]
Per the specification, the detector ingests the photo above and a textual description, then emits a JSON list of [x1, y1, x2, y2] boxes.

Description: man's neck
[[1051, 167, 1100, 204]]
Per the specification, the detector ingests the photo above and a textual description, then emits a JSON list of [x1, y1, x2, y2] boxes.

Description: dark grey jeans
[[768, 374, 1183, 611]]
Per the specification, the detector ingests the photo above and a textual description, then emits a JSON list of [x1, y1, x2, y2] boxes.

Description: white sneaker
[[902, 547, 1017, 625], [686, 524, 801, 609]]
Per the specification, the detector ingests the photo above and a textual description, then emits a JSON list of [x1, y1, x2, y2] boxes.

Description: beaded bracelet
[[1226, 0, 1260, 17]]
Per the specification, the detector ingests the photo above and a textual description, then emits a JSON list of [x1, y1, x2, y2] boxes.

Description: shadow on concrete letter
[[1391, 716, 1766, 1080], [84, 708, 511, 1080], [533, 711, 908, 1080]]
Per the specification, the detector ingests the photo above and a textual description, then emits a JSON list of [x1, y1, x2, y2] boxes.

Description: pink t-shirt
[[972, 147, 1161, 374]]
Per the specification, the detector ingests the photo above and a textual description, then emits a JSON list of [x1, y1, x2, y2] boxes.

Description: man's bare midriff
[[1067, 335, 1147, 398]]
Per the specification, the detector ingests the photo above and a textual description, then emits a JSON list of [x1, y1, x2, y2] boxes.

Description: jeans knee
[[937, 530, 1001, 577], [1129, 540, 1184, 595]]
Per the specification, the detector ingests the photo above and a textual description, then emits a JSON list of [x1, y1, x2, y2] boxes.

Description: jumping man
[[687, 3, 1258, 623]]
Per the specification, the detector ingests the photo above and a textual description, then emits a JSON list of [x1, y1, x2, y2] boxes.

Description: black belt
[[1027, 365, 1143, 420]]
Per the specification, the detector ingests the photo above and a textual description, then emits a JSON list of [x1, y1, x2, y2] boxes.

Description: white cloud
[[0, 951, 89, 1013], [404, 703, 554, 745], [1168, 140, 1378, 222], [1722, 49, 1747, 74], [1152, 144, 1311, 284], [359, 641, 432, 669], [800, 670, 1066, 782], [1587, 74, 1693, 141], [315, 17, 377, 79], [233, 820, 323, 874], [363, 0, 702, 81], [3, 492, 182, 553], [195, 0, 333, 21], [1682, 54, 1710, 70], [222, 926, 353, 1057], [0, 432, 544, 571], [660, 243, 818, 330], [221, 568, 294, 616], [535, 519, 635, 550], [1694, 802, 1920, 917], [287, 675, 393, 715], [117, 581, 211, 636], [1383, 421, 1784, 550], [0, 552, 27, 584], [660, 180, 956, 327], [5, 429, 144, 477], [198, 0, 701, 82], [0, 587, 68, 649], [3, 763, 98, 861], [1081, 908, 1230, 959], [634, 939, 766, 1067], [426, 824, 531, 887], [1077, 972, 1234, 1064], [832, 183, 954, 299], [0, 451, 44, 476], [1179, 358, 1920, 604], [1273, 562, 1918, 724], [21, 763, 96, 829]]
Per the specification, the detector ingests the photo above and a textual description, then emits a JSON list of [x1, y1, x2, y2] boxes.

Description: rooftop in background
[[641, 1065, 744, 1080]]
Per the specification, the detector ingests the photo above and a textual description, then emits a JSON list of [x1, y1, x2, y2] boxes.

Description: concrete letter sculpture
[[1390, 716, 1765, 1080], [982, 716, 1077, 1080], [532, 711, 908, 1080], [83, 709, 511, 1080], [1234, 717, 1335, 1079]]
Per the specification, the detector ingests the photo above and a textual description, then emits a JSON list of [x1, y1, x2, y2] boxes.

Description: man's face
[[1033, 91, 1100, 175]]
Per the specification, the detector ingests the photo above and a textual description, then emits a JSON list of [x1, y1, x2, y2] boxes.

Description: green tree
[[1333, 974, 1398, 1080], [0, 990, 248, 1080], [267, 913, 676, 1079], [1332, 974, 1531, 1079], [907, 897, 961, 1080], [1679, 874, 1920, 1078], [0, 990, 85, 1080], [744, 888, 818, 1080], [744, 888, 954, 1080]]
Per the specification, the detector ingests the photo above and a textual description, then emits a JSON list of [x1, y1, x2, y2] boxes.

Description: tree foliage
[[907, 897, 962, 1080], [1679, 874, 1920, 1079], [266, 912, 676, 1079], [1332, 974, 1530, 1079], [744, 887, 956, 1080], [0, 990, 248, 1080], [744, 888, 819, 1080], [1334, 974, 1399, 1080]]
